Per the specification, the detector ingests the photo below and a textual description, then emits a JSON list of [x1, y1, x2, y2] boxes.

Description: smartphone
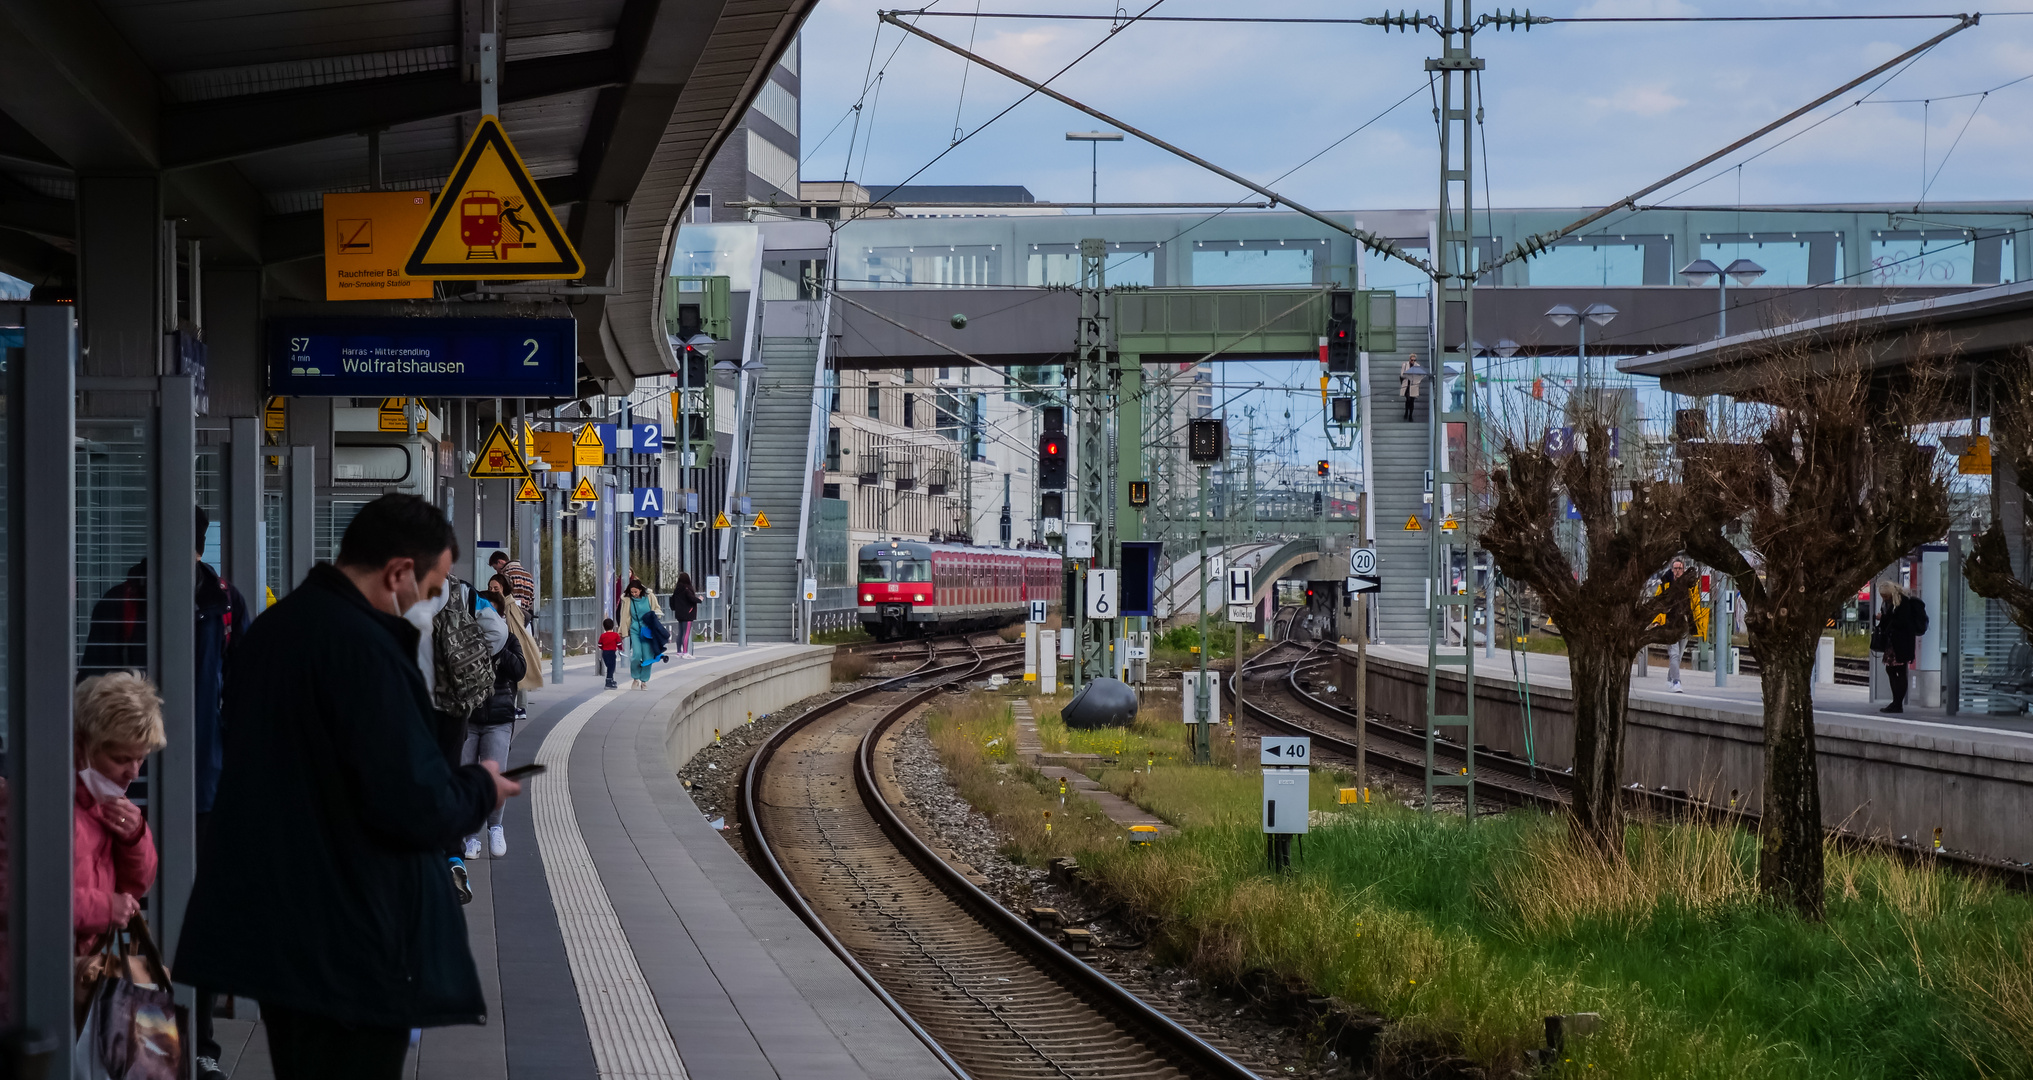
[[501, 763, 547, 782]]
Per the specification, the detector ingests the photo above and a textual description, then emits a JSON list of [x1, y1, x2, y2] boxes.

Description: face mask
[[403, 582, 451, 626], [79, 766, 126, 801]]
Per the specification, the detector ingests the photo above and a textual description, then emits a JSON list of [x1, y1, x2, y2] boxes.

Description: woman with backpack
[[670, 573, 701, 659], [1872, 579, 1929, 714], [619, 579, 668, 690], [460, 583, 528, 857]]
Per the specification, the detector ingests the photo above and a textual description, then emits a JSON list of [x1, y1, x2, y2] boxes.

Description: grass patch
[[831, 649, 873, 682], [1076, 801, 2033, 1079], [924, 684, 2033, 1079], [813, 626, 874, 645]]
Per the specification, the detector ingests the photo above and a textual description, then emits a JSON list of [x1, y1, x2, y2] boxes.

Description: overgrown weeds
[[830, 649, 873, 682]]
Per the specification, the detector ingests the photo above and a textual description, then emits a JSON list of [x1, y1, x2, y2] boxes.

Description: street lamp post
[[1543, 303, 1619, 389], [1065, 131, 1124, 214], [1677, 257, 1766, 339]]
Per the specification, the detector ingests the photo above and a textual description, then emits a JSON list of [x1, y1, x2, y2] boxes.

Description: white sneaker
[[463, 835, 482, 860], [1669, 681, 1684, 693], [488, 825, 507, 858]]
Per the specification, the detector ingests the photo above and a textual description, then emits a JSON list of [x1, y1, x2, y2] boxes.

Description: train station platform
[[208, 644, 955, 1080], [1343, 643, 2033, 866]]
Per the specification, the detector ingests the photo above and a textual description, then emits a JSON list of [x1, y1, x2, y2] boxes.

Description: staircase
[[1364, 306, 1432, 646], [734, 333, 823, 642]]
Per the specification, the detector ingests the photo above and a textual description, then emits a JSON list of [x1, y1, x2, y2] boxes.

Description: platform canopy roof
[[1617, 278, 2033, 400], [0, 0, 813, 390]]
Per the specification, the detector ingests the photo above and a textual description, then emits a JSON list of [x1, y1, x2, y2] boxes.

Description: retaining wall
[[661, 646, 835, 772], [1341, 645, 2033, 865]]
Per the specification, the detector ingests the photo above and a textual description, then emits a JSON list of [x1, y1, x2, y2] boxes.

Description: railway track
[[1235, 640, 2033, 888], [743, 643, 1260, 1080]]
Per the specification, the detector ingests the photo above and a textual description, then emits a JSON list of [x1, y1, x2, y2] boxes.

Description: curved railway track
[[1234, 640, 2033, 888], [743, 644, 1260, 1080]]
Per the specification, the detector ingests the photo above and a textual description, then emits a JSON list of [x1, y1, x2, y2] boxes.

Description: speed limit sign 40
[[1350, 547, 1376, 576]]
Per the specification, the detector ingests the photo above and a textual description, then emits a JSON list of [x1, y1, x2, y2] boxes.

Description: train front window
[[894, 559, 931, 583], [859, 558, 892, 582]]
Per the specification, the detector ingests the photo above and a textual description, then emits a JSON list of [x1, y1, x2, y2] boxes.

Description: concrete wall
[[662, 646, 834, 771], [1345, 646, 2033, 865]]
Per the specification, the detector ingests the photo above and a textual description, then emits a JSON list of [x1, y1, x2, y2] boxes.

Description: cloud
[[1586, 83, 1688, 116]]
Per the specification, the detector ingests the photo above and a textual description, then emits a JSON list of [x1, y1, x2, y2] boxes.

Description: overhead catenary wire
[[886, 9, 1976, 25]]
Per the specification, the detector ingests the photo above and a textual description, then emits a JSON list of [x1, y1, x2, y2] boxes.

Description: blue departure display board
[[267, 317, 577, 397]]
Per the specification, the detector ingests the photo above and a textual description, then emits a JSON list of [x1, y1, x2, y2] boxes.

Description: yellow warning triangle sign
[[469, 422, 530, 478], [573, 423, 604, 466], [1404, 514, 1423, 531], [405, 116, 584, 280], [515, 477, 543, 502], [753, 511, 772, 529], [571, 476, 598, 502], [713, 511, 731, 529]]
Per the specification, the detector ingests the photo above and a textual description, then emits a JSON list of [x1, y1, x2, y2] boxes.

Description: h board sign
[[1028, 599, 1049, 624], [1226, 567, 1254, 606]]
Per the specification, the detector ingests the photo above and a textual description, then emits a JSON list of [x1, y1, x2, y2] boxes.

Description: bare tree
[[1681, 358, 1950, 919], [1483, 399, 1698, 858]]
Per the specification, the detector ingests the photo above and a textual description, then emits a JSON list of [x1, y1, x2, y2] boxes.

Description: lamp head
[[1582, 303, 1619, 328], [1494, 338, 1521, 358], [1724, 258, 1766, 285], [1544, 303, 1579, 328], [1678, 258, 1722, 286]]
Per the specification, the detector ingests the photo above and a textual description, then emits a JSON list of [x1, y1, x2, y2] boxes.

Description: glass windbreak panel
[[1530, 242, 1648, 287], [1363, 244, 1431, 296], [1027, 243, 1160, 287], [894, 559, 931, 583], [1190, 241, 1319, 286], [263, 488, 284, 602], [857, 244, 1000, 288], [670, 223, 759, 292], [1868, 232, 2012, 287], [196, 447, 224, 567], [1698, 239, 1826, 288], [76, 419, 151, 671], [1958, 592, 2029, 715], [859, 558, 892, 582]]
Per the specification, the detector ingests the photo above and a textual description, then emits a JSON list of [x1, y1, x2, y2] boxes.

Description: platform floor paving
[[211, 643, 954, 1080]]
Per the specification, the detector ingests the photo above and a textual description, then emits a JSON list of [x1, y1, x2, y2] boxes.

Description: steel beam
[[153, 376, 197, 964], [160, 50, 627, 169]]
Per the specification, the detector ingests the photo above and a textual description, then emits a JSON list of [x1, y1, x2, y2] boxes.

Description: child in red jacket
[[598, 619, 622, 689]]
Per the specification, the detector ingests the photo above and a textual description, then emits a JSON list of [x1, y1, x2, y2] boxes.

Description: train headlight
[[914, 593, 925, 602], [861, 592, 873, 602]]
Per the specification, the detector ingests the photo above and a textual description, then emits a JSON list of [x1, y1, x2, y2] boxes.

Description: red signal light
[[1045, 441, 1060, 454]]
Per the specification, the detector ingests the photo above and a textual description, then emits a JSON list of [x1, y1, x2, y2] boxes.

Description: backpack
[[432, 581, 494, 718]]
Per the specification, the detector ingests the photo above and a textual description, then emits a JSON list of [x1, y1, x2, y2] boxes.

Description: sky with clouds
[[796, 0, 2033, 212]]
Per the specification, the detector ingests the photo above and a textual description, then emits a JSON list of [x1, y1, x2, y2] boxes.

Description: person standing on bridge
[[175, 495, 520, 1080], [1399, 354, 1424, 422], [1873, 579, 1928, 714]]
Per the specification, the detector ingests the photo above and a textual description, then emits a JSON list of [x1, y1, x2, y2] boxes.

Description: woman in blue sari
[[618, 579, 667, 689]]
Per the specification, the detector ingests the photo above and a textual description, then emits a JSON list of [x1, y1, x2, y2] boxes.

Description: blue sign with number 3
[[267, 317, 576, 396]]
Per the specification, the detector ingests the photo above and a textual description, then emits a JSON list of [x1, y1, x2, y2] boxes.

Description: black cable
[[886, 10, 1973, 24]]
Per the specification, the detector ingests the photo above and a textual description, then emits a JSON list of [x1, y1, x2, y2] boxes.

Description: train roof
[[858, 539, 1061, 559]]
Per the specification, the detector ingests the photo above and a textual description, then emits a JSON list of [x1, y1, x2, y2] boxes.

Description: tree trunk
[[1566, 638, 1630, 857], [1757, 637, 1826, 919]]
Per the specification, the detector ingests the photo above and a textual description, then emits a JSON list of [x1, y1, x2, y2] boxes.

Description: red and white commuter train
[[857, 538, 1063, 640]]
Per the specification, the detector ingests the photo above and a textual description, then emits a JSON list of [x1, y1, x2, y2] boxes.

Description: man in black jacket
[[175, 495, 520, 1079]]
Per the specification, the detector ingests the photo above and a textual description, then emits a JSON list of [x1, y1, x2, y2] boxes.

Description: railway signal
[[1038, 432, 1068, 489], [1325, 289, 1356, 373], [1187, 418, 1226, 463], [1316, 459, 1330, 478]]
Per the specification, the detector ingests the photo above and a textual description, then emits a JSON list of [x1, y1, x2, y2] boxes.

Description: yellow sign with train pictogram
[[752, 512, 771, 529], [1403, 515, 1423, 531], [405, 116, 584, 280], [469, 422, 530, 479], [515, 478, 543, 502], [713, 512, 732, 529], [571, 476, 598, 503]]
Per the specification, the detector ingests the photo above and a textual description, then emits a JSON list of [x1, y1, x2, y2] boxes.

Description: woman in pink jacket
[[73, 672, 163, 954]]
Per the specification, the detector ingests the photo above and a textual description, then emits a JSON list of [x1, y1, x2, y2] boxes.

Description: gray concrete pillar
[[152, 377, 197, 961], [76, 175, 163, 383], [228, 417, 262, 611]]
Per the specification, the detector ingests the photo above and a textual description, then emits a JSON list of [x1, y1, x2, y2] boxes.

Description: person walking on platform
[[175, 495, 521, 1080], [488, 550, 536, 719], [1399, 354, 1424, 422], [620, 578, 667, 690], [599, 618, 623, 687], [463, 584, 527, 859], [670, 572, 701, 658], [1660, 557, 1696, 693], [1873, 579, 1928, 714]]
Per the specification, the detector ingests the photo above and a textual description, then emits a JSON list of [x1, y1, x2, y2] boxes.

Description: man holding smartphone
[[175, 495, 523, 1080]]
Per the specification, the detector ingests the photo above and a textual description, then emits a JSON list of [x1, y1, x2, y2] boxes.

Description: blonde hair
[[1880, 580, 1908, 606], [73, 673, 166, 756]]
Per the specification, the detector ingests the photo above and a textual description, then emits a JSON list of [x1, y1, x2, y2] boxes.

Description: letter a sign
[[405, 116, 584, 280]]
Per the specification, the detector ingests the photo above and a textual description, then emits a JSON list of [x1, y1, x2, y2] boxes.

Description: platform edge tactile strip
[[534, 689, 692, 1080]]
